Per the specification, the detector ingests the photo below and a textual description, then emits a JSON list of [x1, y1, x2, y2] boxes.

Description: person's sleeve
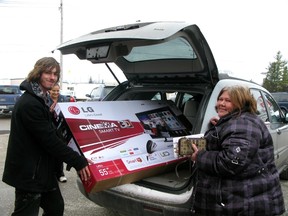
[[196, 118, 260, 177], [22, 101, 88, 171]]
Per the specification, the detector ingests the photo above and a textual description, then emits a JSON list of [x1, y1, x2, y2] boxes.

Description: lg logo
[[82, 107, 94, 113], [68, 106, 95, 115], [68, 106, 80, 115]]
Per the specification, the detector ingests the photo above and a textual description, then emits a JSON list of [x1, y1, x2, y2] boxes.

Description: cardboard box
[[54, 100, 191, 193]]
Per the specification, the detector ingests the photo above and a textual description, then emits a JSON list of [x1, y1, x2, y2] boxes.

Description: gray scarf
[[30, 82, 50, 107]]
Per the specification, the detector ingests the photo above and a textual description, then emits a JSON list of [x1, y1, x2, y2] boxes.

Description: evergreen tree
[[263, 51, 288, 92], [281, 65, 288, 91], [88, 76, 93, 83]]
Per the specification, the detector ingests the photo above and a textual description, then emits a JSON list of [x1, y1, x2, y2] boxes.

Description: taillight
[[70, 96, 76, 102]]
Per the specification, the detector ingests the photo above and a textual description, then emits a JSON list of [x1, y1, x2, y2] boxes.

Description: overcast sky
[[0, 0, 287, 84]]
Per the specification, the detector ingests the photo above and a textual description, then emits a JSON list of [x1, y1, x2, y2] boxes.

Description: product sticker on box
[[173, 134, 205, 158], [54, 100, 191, 193]]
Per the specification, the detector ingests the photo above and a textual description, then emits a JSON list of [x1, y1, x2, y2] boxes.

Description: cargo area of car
[[136, 159, 196, 194], [106, 86, 205, 194]]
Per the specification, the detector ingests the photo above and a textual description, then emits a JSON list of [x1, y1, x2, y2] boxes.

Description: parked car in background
[[60, 90, 76, 102], [56, 21, 288, 216], [0, 85, 22, 115], [271, 92, 288, 112], [85, 84, 116, 101]]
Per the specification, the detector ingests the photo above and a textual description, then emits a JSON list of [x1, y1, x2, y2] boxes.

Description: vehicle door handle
[[276, 125, 288, 135]]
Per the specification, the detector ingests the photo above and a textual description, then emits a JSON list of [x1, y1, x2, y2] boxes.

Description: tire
[[280, 167, 288, 180]]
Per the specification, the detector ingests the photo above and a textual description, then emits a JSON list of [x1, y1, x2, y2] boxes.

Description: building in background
[[0, 78, 25, 85]]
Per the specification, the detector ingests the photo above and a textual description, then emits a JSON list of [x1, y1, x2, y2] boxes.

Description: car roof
[[271, 92, 288, 101], [56, 21, 219, 86]]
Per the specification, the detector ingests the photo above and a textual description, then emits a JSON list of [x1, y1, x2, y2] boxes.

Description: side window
[[181, 93, 193, 108], [262, 92, 283, 123], [91, 88, 100, 98], [151, 92, 162, 100], [251, 89, 269, 122], [151, 92, 175, 101], [167, 92, 177, 102]]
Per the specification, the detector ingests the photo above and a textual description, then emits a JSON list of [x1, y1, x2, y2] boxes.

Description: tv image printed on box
[[54, 100, 190, 193], [135, 107, 190, 154]]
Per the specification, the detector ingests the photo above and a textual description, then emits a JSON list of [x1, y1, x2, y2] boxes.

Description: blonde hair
[[217, 85, 257, 114]]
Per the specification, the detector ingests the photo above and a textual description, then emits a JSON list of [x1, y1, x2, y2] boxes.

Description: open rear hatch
[[56, 21, 218, 193], [56, 21, 219, 87]]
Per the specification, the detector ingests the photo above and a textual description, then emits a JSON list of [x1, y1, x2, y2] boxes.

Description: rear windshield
[[124, 37, 197, 62], [0, 86, 20, 94]]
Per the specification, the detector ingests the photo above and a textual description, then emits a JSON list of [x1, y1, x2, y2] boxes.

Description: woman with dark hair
[[190, 85, 285, 216]]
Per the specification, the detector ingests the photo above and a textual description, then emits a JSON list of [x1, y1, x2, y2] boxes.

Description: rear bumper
[[76, 179, 193, 216], [0, 105, 13, 113]]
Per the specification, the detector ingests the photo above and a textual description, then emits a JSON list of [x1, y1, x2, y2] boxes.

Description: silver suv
[[56, 21, 288, 216]]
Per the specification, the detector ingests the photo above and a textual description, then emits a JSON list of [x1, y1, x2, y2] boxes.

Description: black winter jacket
[[2, 80, 88, 192]]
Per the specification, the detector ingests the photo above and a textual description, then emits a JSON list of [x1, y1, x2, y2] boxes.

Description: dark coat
[[2, 80, 87, 192], [192, 111, 285, 216]]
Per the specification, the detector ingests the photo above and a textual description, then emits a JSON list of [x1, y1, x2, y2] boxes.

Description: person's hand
[[78, 166, 91, 182], [49, 101, 57, 112], [86, 158, 93, 165], [191, 143, 198, 162], [210, 116, 219, 125]]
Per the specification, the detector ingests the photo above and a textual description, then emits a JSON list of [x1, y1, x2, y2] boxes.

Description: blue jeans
[[12, 185, 64, 216]]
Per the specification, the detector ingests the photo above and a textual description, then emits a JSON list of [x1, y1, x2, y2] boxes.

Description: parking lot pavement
[[281, 179, 288, 215], [1, 130, 288, 215], [0, 134, 117, 216]]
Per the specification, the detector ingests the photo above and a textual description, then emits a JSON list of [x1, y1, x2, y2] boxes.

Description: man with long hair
[[2, 57, 90, 216]]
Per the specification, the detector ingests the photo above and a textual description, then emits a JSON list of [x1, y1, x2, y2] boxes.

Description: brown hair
[[27, 57, 60, 83], [217, 85, 257, 114]]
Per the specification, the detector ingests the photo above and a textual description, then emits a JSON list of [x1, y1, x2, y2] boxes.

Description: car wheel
[[280, 167, 288, 180]]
